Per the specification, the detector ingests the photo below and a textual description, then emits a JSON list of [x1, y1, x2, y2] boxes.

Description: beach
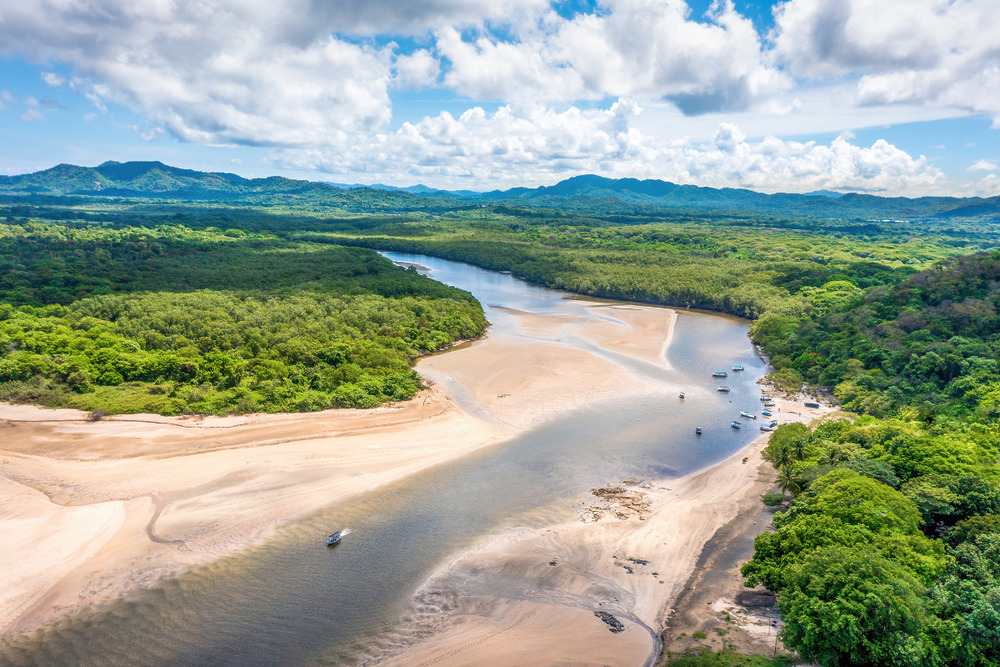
[[368, 386, 829, 666], [0, 297, 827, 665]]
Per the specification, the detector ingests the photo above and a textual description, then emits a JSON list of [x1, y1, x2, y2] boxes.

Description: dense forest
[[2, 167, 1000, 665], [0, 221, 486, 414]]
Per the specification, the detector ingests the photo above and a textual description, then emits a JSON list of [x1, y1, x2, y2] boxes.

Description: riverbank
[[0, 300, 678, 640], [370, 385, 833, 667]]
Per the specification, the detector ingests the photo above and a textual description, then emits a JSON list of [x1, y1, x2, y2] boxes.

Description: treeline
[[736, 251, 1000, 665], [753, 251, 1000, 419], [0, 222, 487, 414]]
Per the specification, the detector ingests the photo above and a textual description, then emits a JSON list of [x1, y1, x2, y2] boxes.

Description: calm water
[[1, 254, 766, 666]]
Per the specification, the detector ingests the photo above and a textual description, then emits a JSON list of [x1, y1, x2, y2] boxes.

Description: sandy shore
[[369, 387, 834, 667], [0, 301, 678, 639]]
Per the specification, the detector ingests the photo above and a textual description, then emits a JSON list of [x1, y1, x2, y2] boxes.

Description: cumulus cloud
[[968, 159, 998, 172], [271, 101, 947, 196], [41, 72, 64, 87], [436, 0, 790, 112], [0, 0, 403, 145], [393, 50, 441, 90], [772, 0, 1000, 121]]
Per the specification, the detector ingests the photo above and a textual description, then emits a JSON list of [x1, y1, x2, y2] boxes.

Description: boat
[[730, 421, 741, 429], [695, 427, 702, 435], [760, 394, 772, 401], [740, 411, 757, 419], [717, 386, 731, 392], [326, 528, 351, 546], [769, 420, 779, 427], [712, 371, 728, 377], [760, 425, 773, 431], [732, 365, 744, 371], [679, 392, 685, 399], [761, 410, 772, 416]]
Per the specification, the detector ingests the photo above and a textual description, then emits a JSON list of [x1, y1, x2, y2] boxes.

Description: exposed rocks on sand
[[594, 611, 626, 634], [583, 485, 651, 521]]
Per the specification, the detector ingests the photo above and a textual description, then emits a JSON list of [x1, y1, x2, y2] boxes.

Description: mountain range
[[3, 161, 999, 222]]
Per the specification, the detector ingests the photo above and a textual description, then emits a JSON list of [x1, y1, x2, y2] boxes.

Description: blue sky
[[1, 0, 998, 196]]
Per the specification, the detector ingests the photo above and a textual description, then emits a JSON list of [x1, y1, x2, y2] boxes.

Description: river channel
[[0, 253, 766, 666]]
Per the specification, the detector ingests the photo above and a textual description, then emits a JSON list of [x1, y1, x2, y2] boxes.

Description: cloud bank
[[2, 0, 998, 193]]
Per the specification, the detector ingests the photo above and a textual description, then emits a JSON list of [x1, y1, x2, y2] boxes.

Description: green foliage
[[666, 646, 791, 666], [0, 223, 487, 413], [779, 546, 940, 667]]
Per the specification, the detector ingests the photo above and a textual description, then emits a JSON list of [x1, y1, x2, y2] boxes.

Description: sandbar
[[0, 299, 679, 639]]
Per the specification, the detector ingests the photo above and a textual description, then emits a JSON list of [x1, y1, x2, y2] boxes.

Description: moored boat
[[732, 365, 744, 371], [712, 371, 728, 377], [695, 427, 702, 435], [760, 425, 773, 431], [679, 392, 685, 399], [762, 410, 772, 416], [717, 386, 731, 392], [740, 411, 756, 419], [730, 421, 741, 429]]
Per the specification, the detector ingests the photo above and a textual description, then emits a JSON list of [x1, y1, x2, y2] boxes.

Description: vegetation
[[3, 162, 999, 664], [665, 647, 791, 666], [0, 222, 486, 414]]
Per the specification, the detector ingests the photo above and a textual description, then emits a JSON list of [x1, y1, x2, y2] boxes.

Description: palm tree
[[791, 438, 808, 461], [772, 445, 793, 471], [776, 468, 803, 496]]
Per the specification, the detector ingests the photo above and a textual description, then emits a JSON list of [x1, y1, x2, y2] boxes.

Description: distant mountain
[[0, 161, 464, 212], [2, 162, 999, 221]]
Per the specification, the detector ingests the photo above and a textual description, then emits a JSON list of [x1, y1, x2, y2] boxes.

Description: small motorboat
[[769, 420, 779, 427], [732, 365, 744, 371], [717, 386, 731, 392], [326, 528, 351, 546], [760, 395, 772, 401], [695, 427, 702, 435], [679, 392, 685, 399], [730, 421, 741, 429], [712, 371, 728, 377], [762, 410, 772, 416], [760, 425, 773, 432], [740, 411, 757, 419]]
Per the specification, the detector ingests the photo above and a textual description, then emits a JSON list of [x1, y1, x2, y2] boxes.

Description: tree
[[779, 545, 935, 667]]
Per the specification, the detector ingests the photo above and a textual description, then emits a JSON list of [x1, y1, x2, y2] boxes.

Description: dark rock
[[594, 611, 625, 634]]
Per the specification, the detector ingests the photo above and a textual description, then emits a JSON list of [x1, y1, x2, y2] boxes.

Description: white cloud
[[393, 50, 441, 90], [772, 0, 1000, 122], [435, 0, 790, 112], [271, 101, 950, 196], [968, 159, 998, 172], [41, 72, 65, 86], [20, 108, 46, 122], [0, 0, 398, 145]]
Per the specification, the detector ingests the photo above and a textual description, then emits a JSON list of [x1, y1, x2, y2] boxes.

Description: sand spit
[[0, 300, 679, 640]]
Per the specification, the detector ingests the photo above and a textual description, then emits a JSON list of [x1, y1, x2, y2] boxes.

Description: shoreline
[[0, 299, 679, 641], [368, 382, 833, 667]]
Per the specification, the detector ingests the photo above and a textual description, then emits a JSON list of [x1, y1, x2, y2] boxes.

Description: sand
[[0, 300, 679, 640], [0, 295, 834, 666], [368, 385, 835, 667]]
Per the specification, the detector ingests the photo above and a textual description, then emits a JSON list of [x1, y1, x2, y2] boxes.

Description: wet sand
[[0, 301, 679, 641], [370, 385, 834, 667]]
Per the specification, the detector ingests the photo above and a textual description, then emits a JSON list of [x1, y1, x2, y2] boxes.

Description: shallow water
[[1, 253, 766, 666]]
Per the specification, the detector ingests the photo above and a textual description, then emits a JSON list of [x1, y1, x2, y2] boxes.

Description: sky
[[1, 0, 999, 197]]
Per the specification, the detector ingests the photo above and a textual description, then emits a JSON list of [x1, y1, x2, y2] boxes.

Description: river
[[0, 253, 766, 666]]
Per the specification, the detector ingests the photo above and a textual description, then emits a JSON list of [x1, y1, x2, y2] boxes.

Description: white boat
[[740, 411, 756, 419]]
